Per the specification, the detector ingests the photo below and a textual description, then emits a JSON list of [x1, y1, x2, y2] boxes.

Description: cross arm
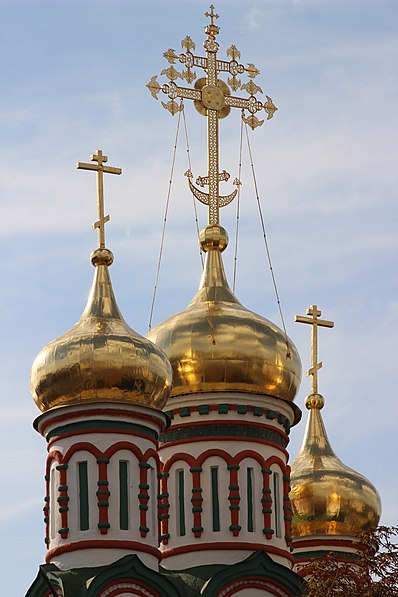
[[295, 315, 334, 328], [224, 94, 263, 113], [76, 162, 122, 175]]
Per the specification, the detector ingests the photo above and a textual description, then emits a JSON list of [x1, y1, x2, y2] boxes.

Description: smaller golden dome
[[290, 394, 381, 537], [31, 248, 172, 412], [147, 224, 302, 402]]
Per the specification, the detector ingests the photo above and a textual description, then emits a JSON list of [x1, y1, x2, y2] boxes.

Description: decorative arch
[[202, 551, 303, 597]]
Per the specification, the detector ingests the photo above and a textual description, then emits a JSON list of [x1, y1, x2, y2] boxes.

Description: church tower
[[145, 6, 304, 595], [289, 305, 381, 573], [27, 151, 180, 596]]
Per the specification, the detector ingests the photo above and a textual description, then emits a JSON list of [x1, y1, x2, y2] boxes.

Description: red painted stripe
[[46, 540, 161, 563], [47, 427, 157, 448], [160, 542, 294, 565]]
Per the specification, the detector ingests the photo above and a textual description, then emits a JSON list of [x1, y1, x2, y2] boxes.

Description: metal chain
[[233, 115, 244, 293], [148, 100, 183, 331], [243, 121, 292, 358]]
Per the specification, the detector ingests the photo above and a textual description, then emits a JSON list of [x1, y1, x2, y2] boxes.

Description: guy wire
[[243, 121, 292, 358], [148, 100, 183, 331], [182, 106, 204, 269], [233, 114, 244, 293]]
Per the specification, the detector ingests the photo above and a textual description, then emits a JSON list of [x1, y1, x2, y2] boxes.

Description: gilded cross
[[147, 5, 277, 225], [295, 305, 334, 395], [77, 150, 122, 248]]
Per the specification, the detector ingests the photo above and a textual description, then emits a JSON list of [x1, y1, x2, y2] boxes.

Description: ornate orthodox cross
[[147, 4, 277, 225], [295, 305, 334, 395], [77, 150, 122, 248]]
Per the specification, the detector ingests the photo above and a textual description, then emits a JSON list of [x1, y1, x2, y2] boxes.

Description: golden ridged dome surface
[[147, 225, 301, 401], [290, 394, 381, 537], [31, 248, 172, 412]]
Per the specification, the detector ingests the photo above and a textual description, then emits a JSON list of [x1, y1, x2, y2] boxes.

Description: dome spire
[[290, 305, 381, 540], [295, 304, 334, 402], [30, 150, 172, 413]]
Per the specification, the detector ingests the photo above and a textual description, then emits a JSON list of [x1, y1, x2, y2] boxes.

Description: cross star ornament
[[147, 5, 277, 226]]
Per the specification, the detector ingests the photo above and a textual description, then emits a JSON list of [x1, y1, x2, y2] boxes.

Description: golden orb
[[31, 257, 172, 412], [147, 225, 301, 401], [290, 396, 381, 537]]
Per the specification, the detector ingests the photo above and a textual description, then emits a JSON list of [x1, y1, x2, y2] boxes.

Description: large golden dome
[[147, 224, 301, 401], [290, 393, 381, 537], [31, 248, 172, 412]]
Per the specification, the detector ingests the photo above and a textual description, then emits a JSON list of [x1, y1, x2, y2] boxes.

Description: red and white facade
[[158, 392, 297, 572], [35, 402, 168, 571]]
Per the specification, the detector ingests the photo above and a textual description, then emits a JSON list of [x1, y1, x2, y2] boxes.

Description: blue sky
[[0, 1, 397, 593]]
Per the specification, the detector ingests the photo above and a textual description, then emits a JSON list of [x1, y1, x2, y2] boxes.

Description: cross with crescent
[[77, 150, 122, 248], [295, 305, 334, 395], [147, 4, 277, 225]]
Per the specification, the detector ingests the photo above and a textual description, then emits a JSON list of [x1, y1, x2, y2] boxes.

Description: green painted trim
[[98, 522, 110, 529], [179, 407, 190, 417], [274, 471, 281, 538], [253, 406, 263, 416], [198, 404, 209, 414], [139, 462, 151, 469], [78, 461, 89, 531], [237, 404, 248, 414], [161, 424, 287, 447], [218, 404, 229, 413], [229, 524, 241, 531], [200, 550, 304, 596], [247, 467, 254, 532], [58, 527, 69, 534], [46, 419, 158, 441], [56, 463, 68, 470], [85, 554, 181, 596], [97, 457, 110, 464], [178, 469, 186, 537], [211, 466, 220, 532], [293, 549, 357, 561]]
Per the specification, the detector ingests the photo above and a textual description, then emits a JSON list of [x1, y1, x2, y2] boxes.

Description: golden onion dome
[[290, 393, 381, 537], [31, 247, 172, 412], [147, 224, 302, 402]]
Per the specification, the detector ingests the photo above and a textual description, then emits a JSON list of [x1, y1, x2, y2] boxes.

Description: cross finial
[[205, 4, 219, 27], [147, 7, 277, 228], [77, 150, 122, 250], [295, 305, 334, 396]]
